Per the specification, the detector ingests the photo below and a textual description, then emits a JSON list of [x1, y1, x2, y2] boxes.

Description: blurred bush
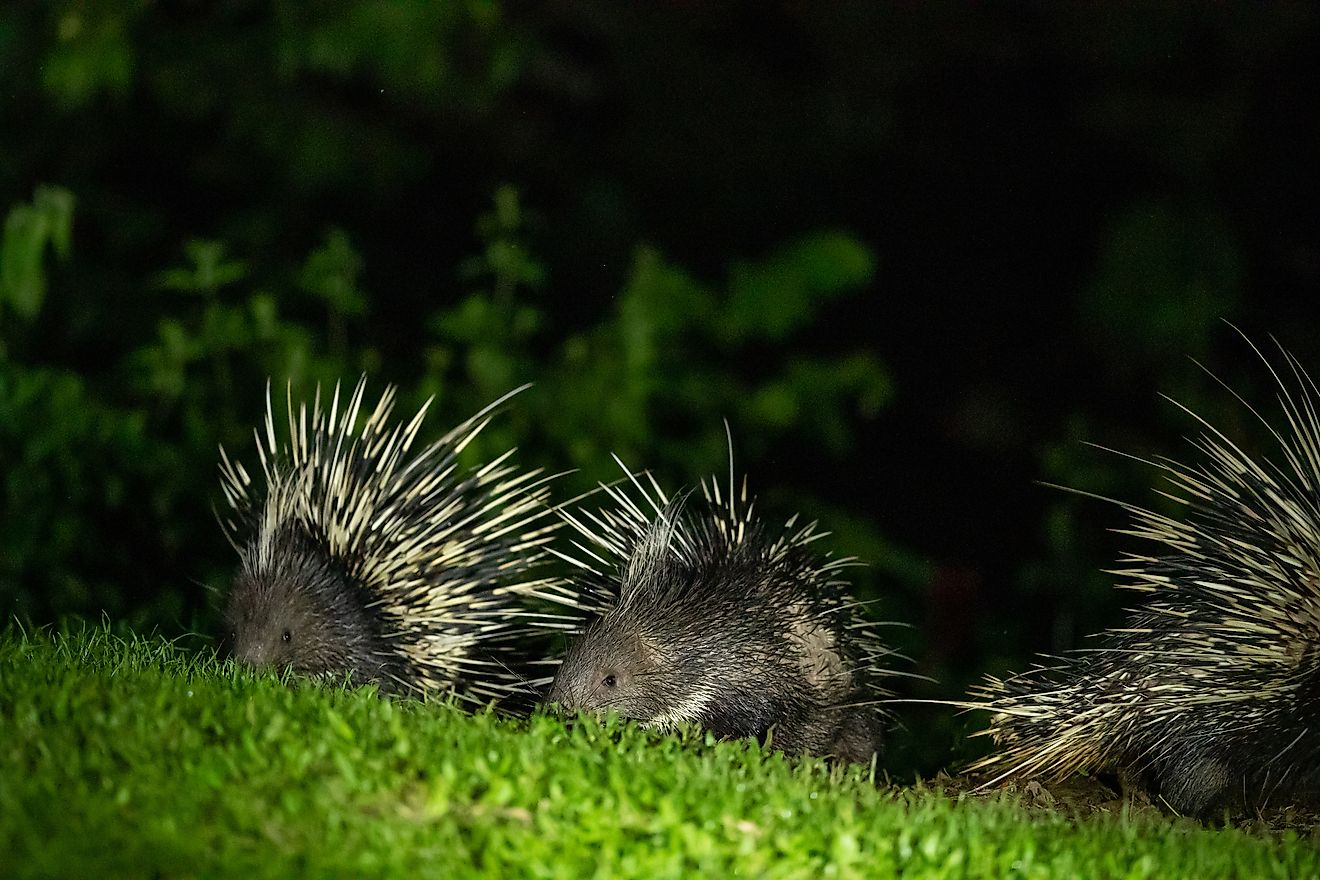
[[0, 183, 904, 638]]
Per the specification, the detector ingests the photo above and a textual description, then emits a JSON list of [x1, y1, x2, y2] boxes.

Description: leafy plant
[[0, 186, 75, 330], [0, 182, 908, 640]]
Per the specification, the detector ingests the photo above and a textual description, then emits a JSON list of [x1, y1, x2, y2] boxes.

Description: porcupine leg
[[1150, 746, 1231, 817], [748, 698, 825, 757], [762, 718, 822, 758], [769, 707, 881, 764], [825, 708, 883, 765]]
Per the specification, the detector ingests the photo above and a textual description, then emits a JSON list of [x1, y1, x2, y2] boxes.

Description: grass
[[0, 627, 1314, 879]]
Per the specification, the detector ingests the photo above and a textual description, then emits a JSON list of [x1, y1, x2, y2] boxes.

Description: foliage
[[0, 184, 899, 636], [2, 627, 1314, 879], [0, 186, 74, 330]]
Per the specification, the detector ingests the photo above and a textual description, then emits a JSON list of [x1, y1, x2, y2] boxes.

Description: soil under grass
[[1, 626, 1315, 879]]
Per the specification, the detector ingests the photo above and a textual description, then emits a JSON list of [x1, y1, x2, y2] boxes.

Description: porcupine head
[[547, 497, 883, 761], [223, 477, 406, 688]]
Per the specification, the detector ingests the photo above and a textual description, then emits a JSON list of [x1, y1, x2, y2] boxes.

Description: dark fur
[[547, 491, 889, 764]]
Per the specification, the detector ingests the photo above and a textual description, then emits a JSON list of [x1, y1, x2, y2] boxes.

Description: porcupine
[[543, 457, 897, 764], [216, 378, 567, 703], [970, 339, 1320, 817]]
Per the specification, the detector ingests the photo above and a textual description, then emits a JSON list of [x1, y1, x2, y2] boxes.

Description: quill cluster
[[218, 379, 565, 703], [970, 343, 1320, 816]]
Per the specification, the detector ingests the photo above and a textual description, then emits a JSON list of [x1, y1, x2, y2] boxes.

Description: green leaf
[[0, 185, 76, 319], [616, 245, 715, 374], [300, 228, 366, 316], [155, 240, 247, 295], [34, 186, 76, 260], [0, 205, 49, 319], [42, 8, 137, 109], [724, 231, 875, 342]]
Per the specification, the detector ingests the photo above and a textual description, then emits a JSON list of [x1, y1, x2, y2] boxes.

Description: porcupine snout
[[546, 640, 628, 714], [547, 618, 666, 722], [224, 570, 296, 670], [229, 621, 279, 668], [543, 657, 609, 712]]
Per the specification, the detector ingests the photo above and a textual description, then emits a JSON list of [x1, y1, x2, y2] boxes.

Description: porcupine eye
[[602, 674, 617, 688], [282, 629, 292, 643]]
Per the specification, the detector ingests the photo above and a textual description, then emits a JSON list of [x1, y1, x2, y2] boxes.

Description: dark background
[[2, 3, 1318, 773]]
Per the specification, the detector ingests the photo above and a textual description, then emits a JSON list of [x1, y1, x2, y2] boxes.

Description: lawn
[[0, 627, 1313, 879]]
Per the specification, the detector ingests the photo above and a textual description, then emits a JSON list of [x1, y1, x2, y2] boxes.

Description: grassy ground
[[1, 628, 1314, 879]]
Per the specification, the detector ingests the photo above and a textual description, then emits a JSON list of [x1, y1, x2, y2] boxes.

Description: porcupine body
[[972, 342, 1320, 817], [217, 379, 564, 703], [544, 463, 896, 764]]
